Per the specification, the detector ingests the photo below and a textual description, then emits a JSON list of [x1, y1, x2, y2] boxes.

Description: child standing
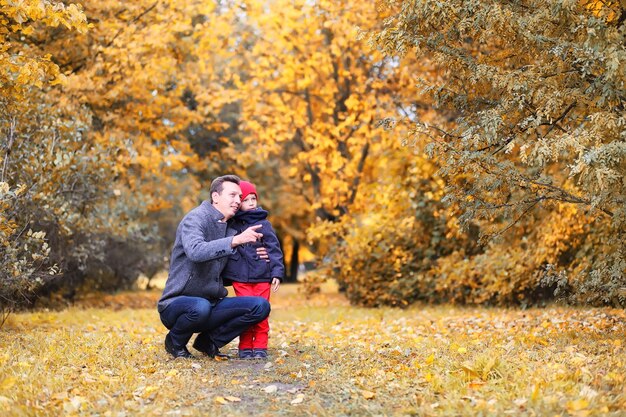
[[222, 180, 284, 359]]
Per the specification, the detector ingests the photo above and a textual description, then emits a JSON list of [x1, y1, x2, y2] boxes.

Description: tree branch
[[103, 2, 159, 49], [348, 125, 371, 206], [1, 116, 17, 183], [486, 197, 544, 241], [544, 101, 576, 138]]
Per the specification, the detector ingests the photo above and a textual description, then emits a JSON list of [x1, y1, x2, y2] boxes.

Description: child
[[222, 180, 284, 359]]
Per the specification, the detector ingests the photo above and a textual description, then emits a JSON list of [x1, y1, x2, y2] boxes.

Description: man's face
[[212, 181, 241, 220]]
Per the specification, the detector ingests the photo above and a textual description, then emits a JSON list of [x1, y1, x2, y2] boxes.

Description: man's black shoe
[[193, 335, 230, 360], [165, 333, 194, 359]]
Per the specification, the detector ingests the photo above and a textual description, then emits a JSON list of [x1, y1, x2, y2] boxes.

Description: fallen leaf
[[530, 384, 541, 402], [143, 386, 158, 398], [214, 396, 228, 405], [0, 377, 17, 390], [263, 385, 278, 394], [513, 398, 527, 407], [461, 395, 477, 405], [82, 372, 97, 383], [51, 392, 68, 402], [361, 390, 375, 400], [460, 364, 479, 378], [63, 396, 86, 413], [482, 357, 497, 380], [225, 396, 241, 402], [580, 386, 598, 399], [566, 399, 589, 411], [291, 394, 305, 405], [468, 380, 486, 389]]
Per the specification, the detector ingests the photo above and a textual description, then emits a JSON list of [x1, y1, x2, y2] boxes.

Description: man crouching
[[157, 175, 270, 359]]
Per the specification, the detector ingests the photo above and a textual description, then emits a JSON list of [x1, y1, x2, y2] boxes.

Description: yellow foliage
[[580, 0, 622, 22], [222, 0, 434, 233]]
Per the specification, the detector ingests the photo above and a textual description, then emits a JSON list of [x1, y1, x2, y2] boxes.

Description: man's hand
[[272, 278, 280, 292], [231, 225, 263, 247], [256, 246, 270, 262]]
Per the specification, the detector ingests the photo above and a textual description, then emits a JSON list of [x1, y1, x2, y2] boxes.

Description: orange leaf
[[361, 390, 376, 400]]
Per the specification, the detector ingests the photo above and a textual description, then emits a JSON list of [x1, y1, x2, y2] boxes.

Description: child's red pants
[[232, 282, 271, 349]]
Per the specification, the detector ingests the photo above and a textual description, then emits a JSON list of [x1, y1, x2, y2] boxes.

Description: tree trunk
[[286, 238, 300, 283]]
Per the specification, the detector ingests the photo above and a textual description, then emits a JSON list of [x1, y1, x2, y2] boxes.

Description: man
[[158, 175, 271, 359]]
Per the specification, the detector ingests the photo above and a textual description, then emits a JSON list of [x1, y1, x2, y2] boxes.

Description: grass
[[0, 282, 624, 416]]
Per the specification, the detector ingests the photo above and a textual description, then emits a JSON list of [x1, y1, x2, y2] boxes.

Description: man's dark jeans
[[159, 296, 271, 350]]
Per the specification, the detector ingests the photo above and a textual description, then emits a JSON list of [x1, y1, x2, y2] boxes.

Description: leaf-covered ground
[[1, 283, 624, 416]]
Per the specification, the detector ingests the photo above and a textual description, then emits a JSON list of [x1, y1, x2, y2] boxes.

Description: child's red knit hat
[[239, 180, 258, 201]]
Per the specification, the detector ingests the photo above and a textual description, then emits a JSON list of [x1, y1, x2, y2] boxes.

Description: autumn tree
[[1, 0, 242, 313], [209, 0, 458, 288], [369, 0, 625, 305], [1, 0, 95, 315], [54, 0, 235, 292]]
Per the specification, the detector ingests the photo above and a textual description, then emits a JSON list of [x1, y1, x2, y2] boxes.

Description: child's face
[[240, 194, 258, 211]]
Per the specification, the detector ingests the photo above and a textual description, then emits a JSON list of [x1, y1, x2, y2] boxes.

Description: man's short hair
[[209, 175, 241, 202]]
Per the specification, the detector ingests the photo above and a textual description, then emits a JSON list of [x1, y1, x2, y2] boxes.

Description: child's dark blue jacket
[[222, 207, 285, 283]]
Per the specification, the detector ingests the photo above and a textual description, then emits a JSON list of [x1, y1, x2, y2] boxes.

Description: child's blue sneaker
[[239, 349, 254, 359], [253, 349, 268, 359]]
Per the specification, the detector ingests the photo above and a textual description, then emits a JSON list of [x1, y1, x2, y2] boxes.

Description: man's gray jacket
[[158, 201, 236, 313]]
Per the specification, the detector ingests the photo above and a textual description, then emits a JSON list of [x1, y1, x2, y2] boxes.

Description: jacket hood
[[233, 207, 269, 224]]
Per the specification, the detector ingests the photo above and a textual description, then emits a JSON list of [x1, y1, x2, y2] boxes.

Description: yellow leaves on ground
[[1, 286, 625, 416], [214, 395, 241, 405]]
